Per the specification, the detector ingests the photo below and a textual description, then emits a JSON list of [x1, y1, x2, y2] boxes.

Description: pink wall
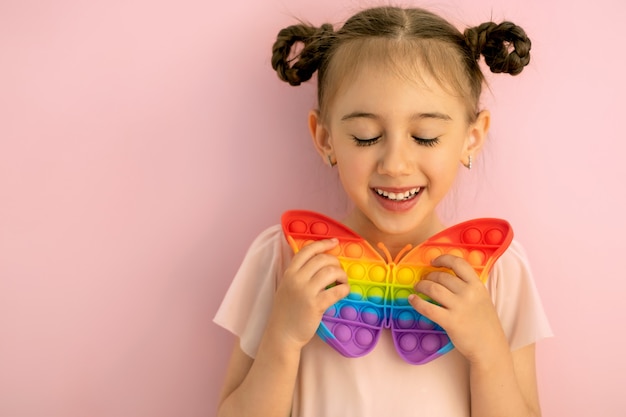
[[1, 0, 625, 415]]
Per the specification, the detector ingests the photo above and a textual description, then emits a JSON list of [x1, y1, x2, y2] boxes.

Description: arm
[[410, 254, 542, 417], [468, 343, 541, 417], [217, 238, 350, 417], [217, 333, 302, 417]]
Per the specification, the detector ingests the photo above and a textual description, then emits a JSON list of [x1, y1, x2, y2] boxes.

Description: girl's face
[[311, 62, 489, 248]]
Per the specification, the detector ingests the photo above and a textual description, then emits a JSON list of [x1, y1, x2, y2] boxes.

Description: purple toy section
[[282, 210, 513, 364]]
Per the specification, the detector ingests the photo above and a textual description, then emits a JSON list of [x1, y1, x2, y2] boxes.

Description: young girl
[[215, 6, 551, 417]]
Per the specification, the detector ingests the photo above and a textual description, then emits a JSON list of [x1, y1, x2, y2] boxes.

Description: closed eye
[[413, 136, 440, 147], [351, 136, 381, 147]]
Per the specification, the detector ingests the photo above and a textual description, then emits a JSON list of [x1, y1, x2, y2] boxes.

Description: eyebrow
[[340, 111, 452, 122]]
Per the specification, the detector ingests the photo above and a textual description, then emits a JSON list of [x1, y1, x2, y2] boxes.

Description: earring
[[465, 155, 472, 170], [327, 154, 337, 167]]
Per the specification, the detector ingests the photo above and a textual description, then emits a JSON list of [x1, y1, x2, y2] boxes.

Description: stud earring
[[327, 154, 336, 167], [465, 155, 472, 170]]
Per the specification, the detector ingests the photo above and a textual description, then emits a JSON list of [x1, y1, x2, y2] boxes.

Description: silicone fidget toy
[[281, 210, 513, 365]]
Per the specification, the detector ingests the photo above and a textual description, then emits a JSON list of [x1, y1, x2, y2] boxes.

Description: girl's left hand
[[408, 254, 509, 364]]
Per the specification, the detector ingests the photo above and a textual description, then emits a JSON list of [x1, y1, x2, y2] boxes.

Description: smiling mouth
[[373, 187, 421, 201]]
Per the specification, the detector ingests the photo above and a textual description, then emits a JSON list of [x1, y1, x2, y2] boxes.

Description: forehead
[[322, 38, 473, 118], [330, 63, 467, 124]]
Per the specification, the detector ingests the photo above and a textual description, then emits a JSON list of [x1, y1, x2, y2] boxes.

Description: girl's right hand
[[267, 238, 350, 351]]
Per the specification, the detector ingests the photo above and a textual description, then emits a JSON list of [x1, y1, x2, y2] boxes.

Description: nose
[[377, 136, 413, 177]]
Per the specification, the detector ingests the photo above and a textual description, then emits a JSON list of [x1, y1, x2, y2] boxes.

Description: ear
[[463, 110, 490, 162], [308, 110, 335, 164]]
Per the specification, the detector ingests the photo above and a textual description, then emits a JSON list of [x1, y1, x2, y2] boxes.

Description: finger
[[431, 254, 480, 284], [408, 293, 447, 328], [414, 278, 455, 307], [419, 270, 465, 294], [310, 263, 348, 290], [298, 253, 343, 283], [289, 238, 339, 270], [318, 281, 351, 309]]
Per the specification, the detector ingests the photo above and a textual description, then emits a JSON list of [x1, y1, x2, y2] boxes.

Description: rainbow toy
[[281, 210, 513, 365]]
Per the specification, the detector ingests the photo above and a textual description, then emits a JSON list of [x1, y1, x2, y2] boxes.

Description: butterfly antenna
[[376, 242, 393, 264], [393, 244, 413, 264]]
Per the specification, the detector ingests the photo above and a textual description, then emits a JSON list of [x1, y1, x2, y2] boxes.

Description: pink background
[[1, 0, 625, 415]]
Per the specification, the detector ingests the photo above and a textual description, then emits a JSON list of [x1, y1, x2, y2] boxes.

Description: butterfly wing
[[389, 218, 514, 364], [281, 210, 388, 358]]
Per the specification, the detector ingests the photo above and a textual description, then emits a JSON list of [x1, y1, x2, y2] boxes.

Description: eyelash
[[351, 136, 440, 147], [351, 136, 381, 146], [413, 137, 440, 147]]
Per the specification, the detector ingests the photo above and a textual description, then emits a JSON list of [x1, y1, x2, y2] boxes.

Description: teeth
[[375, 187, 420, 201]]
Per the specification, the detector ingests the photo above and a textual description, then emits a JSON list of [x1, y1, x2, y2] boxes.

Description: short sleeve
[[213, 225, 291, 358], [487, 240, 553, 350]]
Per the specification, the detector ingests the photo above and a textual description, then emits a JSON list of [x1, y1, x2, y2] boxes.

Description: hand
[[408, 254, 509, 364], [267, 238, 350, 351]]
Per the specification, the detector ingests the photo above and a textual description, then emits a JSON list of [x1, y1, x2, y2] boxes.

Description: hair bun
[[464, 21, 531, 75], [271, 23, 334, 86]]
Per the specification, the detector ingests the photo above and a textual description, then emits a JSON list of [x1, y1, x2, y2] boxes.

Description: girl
[[215, 6, 551, 417]]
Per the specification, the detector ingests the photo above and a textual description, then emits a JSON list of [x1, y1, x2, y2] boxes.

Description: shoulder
[[491, 239, 533, 280], [237, 223, 290, 258], [246, 224, 286, 253], [235, 224, 292, 279], [487, 239, 536, 299], [214, 224, 293, 356], [487, 239, 553, 348]]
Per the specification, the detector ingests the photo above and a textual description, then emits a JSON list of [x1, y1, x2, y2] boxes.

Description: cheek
[[335, 147, 372, 175], [423, 150, 462, 184], [336, 155, 375, 196], [434, 140, 465, 165], [337, 162, 366, 189]]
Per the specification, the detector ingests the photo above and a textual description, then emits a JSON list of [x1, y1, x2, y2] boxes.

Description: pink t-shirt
[[214, 224, 553, 417]]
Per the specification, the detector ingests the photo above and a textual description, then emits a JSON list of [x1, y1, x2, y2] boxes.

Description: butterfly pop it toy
[[281, 210, 513, 365]]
